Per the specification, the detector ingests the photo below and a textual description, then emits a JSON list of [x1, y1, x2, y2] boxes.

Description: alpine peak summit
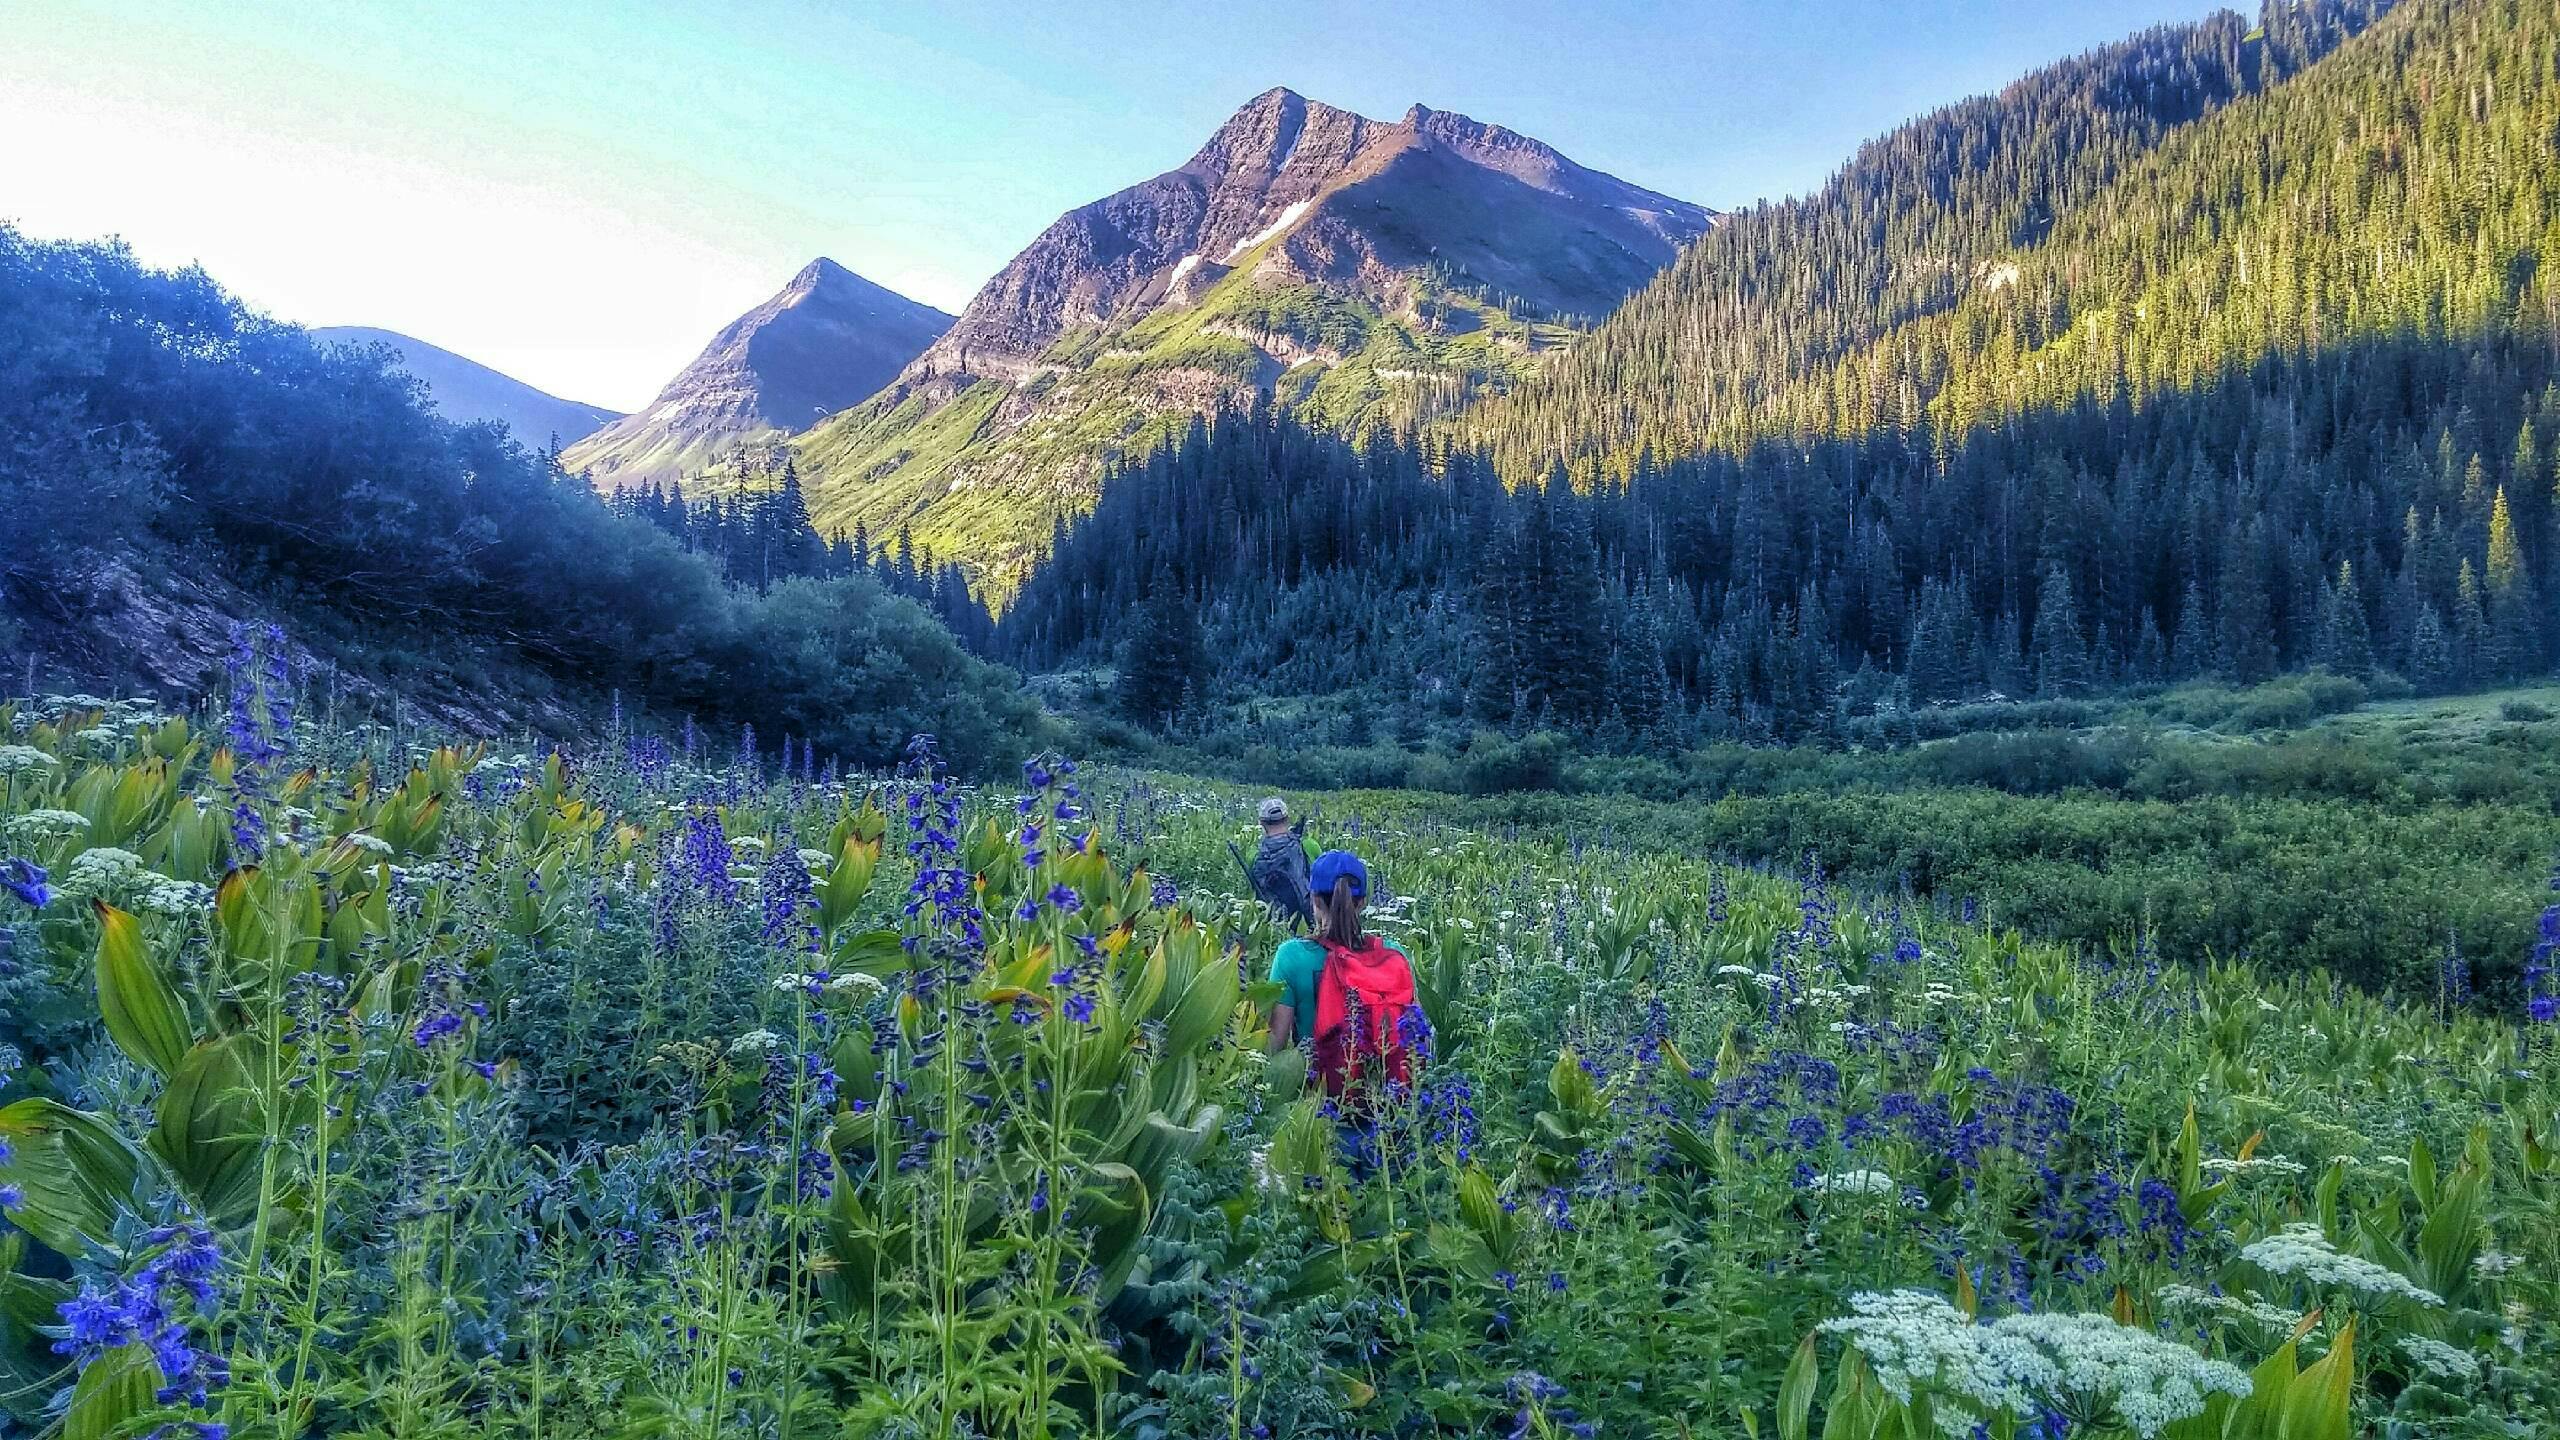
[[902, 85, 1712, 390], [793, 86, 1713, 586], [563, 258, 952, 491]]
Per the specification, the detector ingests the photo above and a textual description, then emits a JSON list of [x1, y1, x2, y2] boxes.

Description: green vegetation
[[2, 694, 2554, 1437], [1081, 677, 2560, 996], [0, 227, 1043, 777], [792, 229, 1572, 594]]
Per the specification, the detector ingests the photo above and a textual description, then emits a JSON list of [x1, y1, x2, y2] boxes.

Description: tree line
[[609, 470, 997, 652], [0, 227, 1038, 772], [1003, 0, 2560, 742]]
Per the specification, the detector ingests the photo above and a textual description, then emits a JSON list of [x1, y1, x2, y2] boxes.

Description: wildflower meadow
[[1, 649, 2555, 1439]]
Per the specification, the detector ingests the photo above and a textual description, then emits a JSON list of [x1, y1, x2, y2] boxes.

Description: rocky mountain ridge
[[562, 258, 952, 491]]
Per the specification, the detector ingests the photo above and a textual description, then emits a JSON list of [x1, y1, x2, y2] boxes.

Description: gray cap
[[1257, 797, 1289, 823]]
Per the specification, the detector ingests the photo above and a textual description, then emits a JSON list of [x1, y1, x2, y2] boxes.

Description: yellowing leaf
[[93, 901, 191, 1077]]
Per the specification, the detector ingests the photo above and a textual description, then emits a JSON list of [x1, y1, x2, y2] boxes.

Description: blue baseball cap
[[1308, 850, 1367, 899]]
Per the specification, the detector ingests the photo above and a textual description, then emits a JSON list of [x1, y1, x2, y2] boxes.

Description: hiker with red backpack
[[1265, 850, 1424, 1107]]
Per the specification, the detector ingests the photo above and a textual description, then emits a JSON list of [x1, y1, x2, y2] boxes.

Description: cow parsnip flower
[[2396, 1336, 2481, 1383], [6, 809, 90, 838], [59, 846, 148, 897], [2154, 1284, 2305, 1332], [1817, 1292, 2027, 1433], [0, 745, 57, 775], [1823, 1293, 2251, 1439], [1985, 1311, 2251, 1436], [1805, 1169, 1900, 1198], [2241, 1223, 2443, 1305]]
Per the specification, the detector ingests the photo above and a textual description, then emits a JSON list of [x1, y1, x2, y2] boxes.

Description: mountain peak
[[561, 261, 951, 489], [314, 326, 620, 447], [894, 85, 1712, 396], [792, 256, 851, 287], [1189, 85, 1369, 177]]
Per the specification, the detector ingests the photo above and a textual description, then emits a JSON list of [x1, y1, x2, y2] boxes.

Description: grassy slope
[[794, 228, 1579, 593]]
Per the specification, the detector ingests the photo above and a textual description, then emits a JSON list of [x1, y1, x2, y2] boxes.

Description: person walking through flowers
[[1266, 850, 1422, 1106]]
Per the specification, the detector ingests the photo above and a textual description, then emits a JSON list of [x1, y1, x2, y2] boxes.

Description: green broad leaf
[[93, 901, 193, 1077], [2278, 1317, 2354, 1440], [2407, 1134, 2437, 1212], [2230, 1337, 2300, 1436], [1160, 946, 1239, 1060], [63, 1342, 165, 1440], [1778, 1331, 1819, 1440], [0, 1099, 147, 1256], [1549, 1048, 1601, 1118], [149, 1034, 266, 1226], [1456, 1164, 1512, 1255], [1663, 1121, 1720, 1175], [831, 927, 909, 977], [1422, 1221, 1496, 1283]]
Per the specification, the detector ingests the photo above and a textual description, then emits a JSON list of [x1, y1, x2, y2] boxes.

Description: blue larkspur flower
[[1, 859, 50, 908]]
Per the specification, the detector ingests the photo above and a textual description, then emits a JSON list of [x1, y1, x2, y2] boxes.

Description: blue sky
[[0, 0, 2224, 412]]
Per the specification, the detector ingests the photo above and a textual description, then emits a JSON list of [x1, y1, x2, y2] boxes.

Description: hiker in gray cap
[[1244, 797, 1313, 929]]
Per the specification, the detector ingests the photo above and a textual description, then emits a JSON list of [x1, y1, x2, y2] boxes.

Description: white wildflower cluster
[[1984, 1312, 2252, 1437], [1798, 983, 1874, 1004], [2202, 1154, 2308, 1178], [2396, 1336, 2481, 1383], [133, 877, 214, 914], [1805, 1169, 1900, 1198], [1822, 1293, 2252, 1439], [7, 809, 91, 839], [771, 972, 884, 999], [75, 726, 121, 747], [796, 847, 832, 871], [2472, 1250, 2521, 1280], [0, 744, 60, 775], [2240, 1224, 2443, 1306], [54, 848, 213, 914], [1817, 1292, 2028, 1433], [726, 1029, 784, 1057], [340, 833, 395, 858], [2153, 1284, 2305, 1332], [59, 846, 148, 898]]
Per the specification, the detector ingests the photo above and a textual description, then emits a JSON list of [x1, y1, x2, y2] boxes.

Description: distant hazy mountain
[[561, 259, 954, 492], [312, 326, 621, 449], [790, 86, 1712, 589]]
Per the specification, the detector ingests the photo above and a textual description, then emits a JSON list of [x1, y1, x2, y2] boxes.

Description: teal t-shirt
[[1267, 933, 1406, 1043], [1268, 937, 1326, 1040]]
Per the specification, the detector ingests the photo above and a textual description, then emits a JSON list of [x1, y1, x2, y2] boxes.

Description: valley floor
[[0, 690, 2553, 1436]]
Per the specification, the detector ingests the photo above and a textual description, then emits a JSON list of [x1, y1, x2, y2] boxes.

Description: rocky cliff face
[[563, 258, 952, 490], [793, 87, 1712, 591], [900, 87, 1710, 394]]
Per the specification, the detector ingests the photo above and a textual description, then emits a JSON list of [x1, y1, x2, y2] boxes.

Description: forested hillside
[[0, 228, 1036, 771], [1456, 0, 2394, 474], [1009, 0, 2560, 740], [786, 89, 1708, 591]]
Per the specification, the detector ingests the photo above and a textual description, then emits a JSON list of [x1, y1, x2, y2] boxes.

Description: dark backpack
[[1309, 936, 1420, 1104]]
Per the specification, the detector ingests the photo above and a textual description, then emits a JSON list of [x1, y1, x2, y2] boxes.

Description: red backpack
[[1309, 936, 1422, 1104]]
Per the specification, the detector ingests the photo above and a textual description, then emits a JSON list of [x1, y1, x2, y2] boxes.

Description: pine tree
[[2410, 603, 2454, 693], [2029, 563, 2091, 696], [2323, 560, 2373, 679], [1116, 568, 1207, 732]]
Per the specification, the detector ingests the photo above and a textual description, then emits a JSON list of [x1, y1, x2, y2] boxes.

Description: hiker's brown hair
[[1318, 875, 1366, 949]]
